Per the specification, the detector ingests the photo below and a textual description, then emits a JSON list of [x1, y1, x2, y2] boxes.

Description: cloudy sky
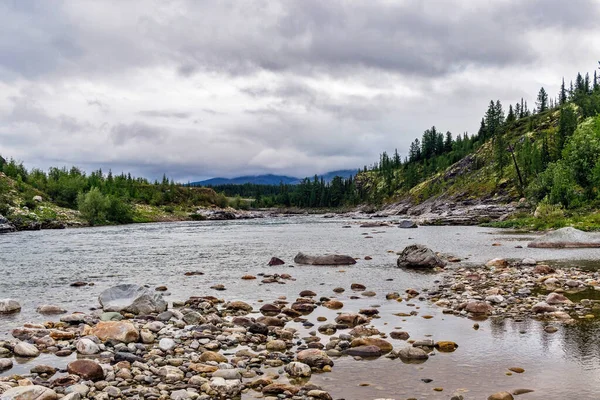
[[1, 0, 599, 182]]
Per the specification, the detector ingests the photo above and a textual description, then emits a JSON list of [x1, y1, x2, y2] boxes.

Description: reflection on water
[[1, 217, 600, 399]]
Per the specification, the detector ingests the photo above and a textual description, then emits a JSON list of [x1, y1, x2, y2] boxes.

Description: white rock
[[14, 342, 40, 357], [0, 358, 13, 371], [0, 299, 21, 314], [76, 338, 100, 355], [158, 338, 176, 352], [0, 385, 57, 400]]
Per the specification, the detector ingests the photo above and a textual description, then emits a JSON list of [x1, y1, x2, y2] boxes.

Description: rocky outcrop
[[380, 196, 517, 225], [294, 252, 356, 266], [528, 227, 600, 248], [396, 244, 445, 269], [98, 284, 167, 314], [193, 209, 265, 220], [0, 214, 15, 234]]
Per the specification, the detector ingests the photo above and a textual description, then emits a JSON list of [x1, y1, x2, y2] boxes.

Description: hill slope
[[191, 169, 358, 186]]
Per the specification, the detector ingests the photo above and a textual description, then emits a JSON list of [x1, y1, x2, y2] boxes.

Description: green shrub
[[77, 187, 108, 226]]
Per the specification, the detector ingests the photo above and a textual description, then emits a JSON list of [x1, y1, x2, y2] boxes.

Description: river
[[1, 216, 600, 399]]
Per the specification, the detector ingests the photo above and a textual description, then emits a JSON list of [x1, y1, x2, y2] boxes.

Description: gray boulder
[[0, 299, 21, 314], [99, 284, 167, 315], [398, 219, 418, 228], [0, 385, 57, 400], [294, 252, 356, 265], [528, 227, 600, 248], [0, 214, 15, 234], [396, 244, 445, 269]]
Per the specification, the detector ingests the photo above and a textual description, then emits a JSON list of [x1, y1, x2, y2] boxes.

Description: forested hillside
[[0, 158, 227, 227]]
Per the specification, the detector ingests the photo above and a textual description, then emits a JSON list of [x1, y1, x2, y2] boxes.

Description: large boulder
[[396, 244, 446, 269], [293, 252, 356, 266], [528, 227, 600, 248], [67, 360, 105, 381], [0, 385, 58, 400], [398, 220, 418, 228], [98, 284, 167, 314], [0, 214, 15, 234], [0, 299, 21, 314]]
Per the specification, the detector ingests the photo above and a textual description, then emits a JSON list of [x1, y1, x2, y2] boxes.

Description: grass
[[484, 210, 600, 231]]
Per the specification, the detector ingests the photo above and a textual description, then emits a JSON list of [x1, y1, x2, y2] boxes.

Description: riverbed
[[2, 216, 600, 399]]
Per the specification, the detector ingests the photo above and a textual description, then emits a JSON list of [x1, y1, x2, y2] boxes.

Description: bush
[[78, 187, 108, 226], [106, 195, 134, 224]]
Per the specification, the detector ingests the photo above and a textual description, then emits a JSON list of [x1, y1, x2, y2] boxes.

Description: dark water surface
[[1, 217, 600, 399]]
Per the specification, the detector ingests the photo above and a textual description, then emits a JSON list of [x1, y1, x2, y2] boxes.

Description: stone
[[158, 338, 176, 351], [268, 257, 285, 266], [532, 302, 557, 313], [88, 321, 140, 343], [293, 252, 357, 265], [398, 219, 418, 228], [486, 258, 509, 267], [0, 299, 21, 314], [390, 331, 410, 340], [350, 338, 393, 353], [36, 305, 67, 315], [509, 367, 524, 373], [396, 244, 445, 269], [259, 304, 280, 316], [546, 292, 572, 305], [344, 345, 382, 357], [98, 284, 167, 314], [33, 195, 43, 202], [14, 342, 40, 357], [67, 360, 105, 381], [306, 390, 333, 400], [226, 301, 253, 312], [397, 346, 429, 361], [30, 365, 57, 375], [262, 383, 300, 395], [335, 313, 368, 327], [323, 300, 344, 310], [99, 312, 123, 321], [435, 341, 458, 352], [521, 258, 537, 265], [296, 349, 334, 369], [199, 351, 227, 363], [266, 340, 287, 351], [465, 301, 493, 314], [76, 338, 100, 355], [487, 392, 514, 400], [208, 377, 243, 397], [284, 361, 312, 377], [157, 366, 184, 383], [0, 214, 16, 234], [211, 369, 241, 380], [0, 358, 13, 371], [0, 385, 58, 400]]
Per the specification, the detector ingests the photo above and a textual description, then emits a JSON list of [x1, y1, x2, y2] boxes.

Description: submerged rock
[[268, 257, 285, 266], [528, 227, 600, 248], [396, 244, 445, 269], [98, 284, 167, 314], [294, 252, 357, 265]]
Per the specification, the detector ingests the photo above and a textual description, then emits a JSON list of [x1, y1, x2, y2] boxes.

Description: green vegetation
[[0, 157, 228, 227]]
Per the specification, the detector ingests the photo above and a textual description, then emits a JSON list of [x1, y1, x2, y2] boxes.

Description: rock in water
[[528, 227, 600, 248], [487, 392, 514, 400], [284, 362, 312, 377], [36, 304, 67, 315], [268, 257, 285, 266], [293, 252, 357, 265], [0, 214, 15, 234], [0, 299, 21, 314], [398, 219, 418, 228], [98, 284, 167, 314], [14, 342, 40, 357], [396, 244, 446, 269], [0, 385, 58, 400]]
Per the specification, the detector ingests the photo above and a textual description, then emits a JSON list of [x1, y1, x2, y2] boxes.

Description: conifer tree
[[536, 87, 549, 113]]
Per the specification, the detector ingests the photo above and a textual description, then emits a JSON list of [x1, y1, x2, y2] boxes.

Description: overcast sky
[[1, 0, 599, 182]]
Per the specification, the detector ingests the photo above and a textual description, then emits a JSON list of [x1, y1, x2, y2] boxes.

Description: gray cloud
[[0, 0, 599, 181], [110, 122, 167, 146]]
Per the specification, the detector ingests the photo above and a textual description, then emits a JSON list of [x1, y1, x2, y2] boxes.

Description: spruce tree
[[536, 87, 549, 113], [559, 78, 567, 105]]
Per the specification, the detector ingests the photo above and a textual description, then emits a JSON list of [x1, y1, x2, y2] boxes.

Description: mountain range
[[191, 169, 358, 186]]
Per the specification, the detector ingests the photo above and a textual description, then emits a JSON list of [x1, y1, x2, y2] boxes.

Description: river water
[[1, 216, 600, 399]]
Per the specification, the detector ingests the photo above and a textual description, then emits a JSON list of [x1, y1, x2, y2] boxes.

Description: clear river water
[[2, 216, 600, 399]]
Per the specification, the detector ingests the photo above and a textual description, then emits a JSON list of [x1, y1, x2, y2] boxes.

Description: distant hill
[[191, 169, 358, 186]]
